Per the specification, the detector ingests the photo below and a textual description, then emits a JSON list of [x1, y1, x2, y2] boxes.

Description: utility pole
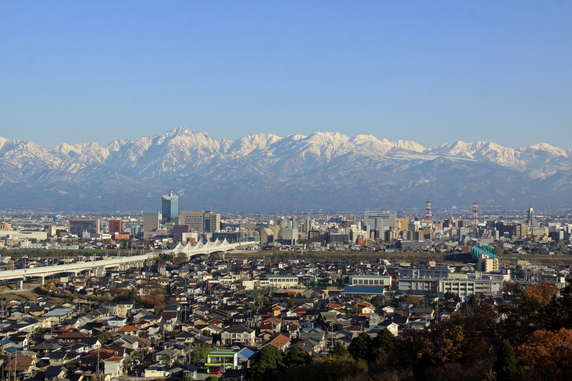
[[97, 348, 101, 381]]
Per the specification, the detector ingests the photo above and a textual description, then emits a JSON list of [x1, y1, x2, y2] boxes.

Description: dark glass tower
[[161, 191, 179, 223]]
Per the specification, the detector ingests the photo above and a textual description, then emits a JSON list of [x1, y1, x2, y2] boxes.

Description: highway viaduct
[[0, 239, 255, 289]]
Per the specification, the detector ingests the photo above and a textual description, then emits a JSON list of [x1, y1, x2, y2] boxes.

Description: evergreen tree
[[371, 328, 395, 359], [247, 345, 285, 381], [284, 346, 312, 368], [470, 294, 478, 308], [348, 332, 371, 361], [545, 284, 572, 330], [329, 341, 350, 358], [494, 339, 518, 381]]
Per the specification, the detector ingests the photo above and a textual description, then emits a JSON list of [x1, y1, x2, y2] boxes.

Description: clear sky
[[1, 1, 571, 150]]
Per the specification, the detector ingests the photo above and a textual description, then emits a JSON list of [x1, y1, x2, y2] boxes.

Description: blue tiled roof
[[237, 347, 256, 360], [342, 286, 385, 294]]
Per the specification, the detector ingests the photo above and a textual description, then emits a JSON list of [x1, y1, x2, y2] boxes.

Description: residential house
[[221, 325, 255, 346]]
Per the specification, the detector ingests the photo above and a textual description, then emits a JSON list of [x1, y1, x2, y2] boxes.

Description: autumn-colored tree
[[176, 252, 189, 264], [522, 281, 557, 310], [499, 281, 558, 343], [141, 284, 166, 311], [515, 328, 572, 381], [472, 303, 501, 346], [401, 295, 419, 307]]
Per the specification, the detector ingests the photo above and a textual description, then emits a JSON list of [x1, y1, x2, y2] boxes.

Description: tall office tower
[[527, 206, 535, 227], [143, 212, 161, 232], [161, 191, 179, 223], [204, 211, 221, 233]]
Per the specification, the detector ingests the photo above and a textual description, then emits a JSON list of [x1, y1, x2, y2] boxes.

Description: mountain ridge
[[0, 128, 571, 212]]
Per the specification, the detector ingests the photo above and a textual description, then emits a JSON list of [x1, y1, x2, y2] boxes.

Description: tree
[[7, 260, 14, 271], [494, 339, 518, 381], [128, 287, 144, 306], [499, 281, 558, 342], [469, 294, 478, 309], [141, 284, 166, 311], [348, 332, 371, 361], [515, 328, 572, 381], [276, 354, 367, 381], [371, 328, 395, 359], [177, 252, 189, 263], [545, 284, 572, 330], [191, 344, 211, 364], [329, 341, 350, 358], [284, 346, 312, 368], [97, 331, 112, 344], [247, 345, 285, 381]]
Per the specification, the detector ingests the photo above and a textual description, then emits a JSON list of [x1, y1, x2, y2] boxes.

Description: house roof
[[266, 334, 290, 350], [225, 325, 254, 334]]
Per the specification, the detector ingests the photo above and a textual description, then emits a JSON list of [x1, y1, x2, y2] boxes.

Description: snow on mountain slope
[[1, 128, 572, 212]]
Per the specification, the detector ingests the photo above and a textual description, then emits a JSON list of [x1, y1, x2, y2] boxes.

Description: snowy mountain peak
[[395, 140, 426, 153], [525, 143, 568, 158], [0, 136, 8, 150]]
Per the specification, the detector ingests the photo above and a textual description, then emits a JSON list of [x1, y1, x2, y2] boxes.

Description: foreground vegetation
[[248, 283, 572, 381]]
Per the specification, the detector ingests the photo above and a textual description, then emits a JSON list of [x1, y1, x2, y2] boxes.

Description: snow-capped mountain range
[[1, 127, 571, 212]]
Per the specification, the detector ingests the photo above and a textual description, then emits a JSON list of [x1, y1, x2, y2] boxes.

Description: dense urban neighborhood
[[0, 204, 572, 381]]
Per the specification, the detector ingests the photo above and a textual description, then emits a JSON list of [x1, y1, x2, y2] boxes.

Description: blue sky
[[1, 1, 571, 150]]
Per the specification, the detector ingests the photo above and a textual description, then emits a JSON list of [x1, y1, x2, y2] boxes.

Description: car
[[211, 369, 221, 374]]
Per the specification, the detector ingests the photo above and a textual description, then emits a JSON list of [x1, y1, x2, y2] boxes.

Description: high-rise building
[[143, 212, 161, 232], [527, 207, 536, 227], [162, 191, 179, 223], [204, 211, 221, 233], [179, 211, 205, 233], [69, 219, 101, 236], [363, 211, 397, 234], [109, 219, 123, 233]]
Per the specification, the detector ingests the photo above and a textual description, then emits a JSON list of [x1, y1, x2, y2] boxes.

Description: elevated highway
[[0, 253, 156, 287], [0, 239, 256, 289]]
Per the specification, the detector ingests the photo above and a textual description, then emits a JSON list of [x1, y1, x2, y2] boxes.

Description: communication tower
[[473, 201, 479, 226], [425, 200, 432, 221]]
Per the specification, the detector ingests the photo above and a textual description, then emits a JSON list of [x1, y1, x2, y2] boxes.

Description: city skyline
[[1, 1, 572, 150]]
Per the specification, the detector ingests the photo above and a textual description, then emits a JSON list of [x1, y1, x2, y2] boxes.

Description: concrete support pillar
[[95, 266, 106, 277], [16, 279, 23, 290], [39, 276, 45, 285]]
